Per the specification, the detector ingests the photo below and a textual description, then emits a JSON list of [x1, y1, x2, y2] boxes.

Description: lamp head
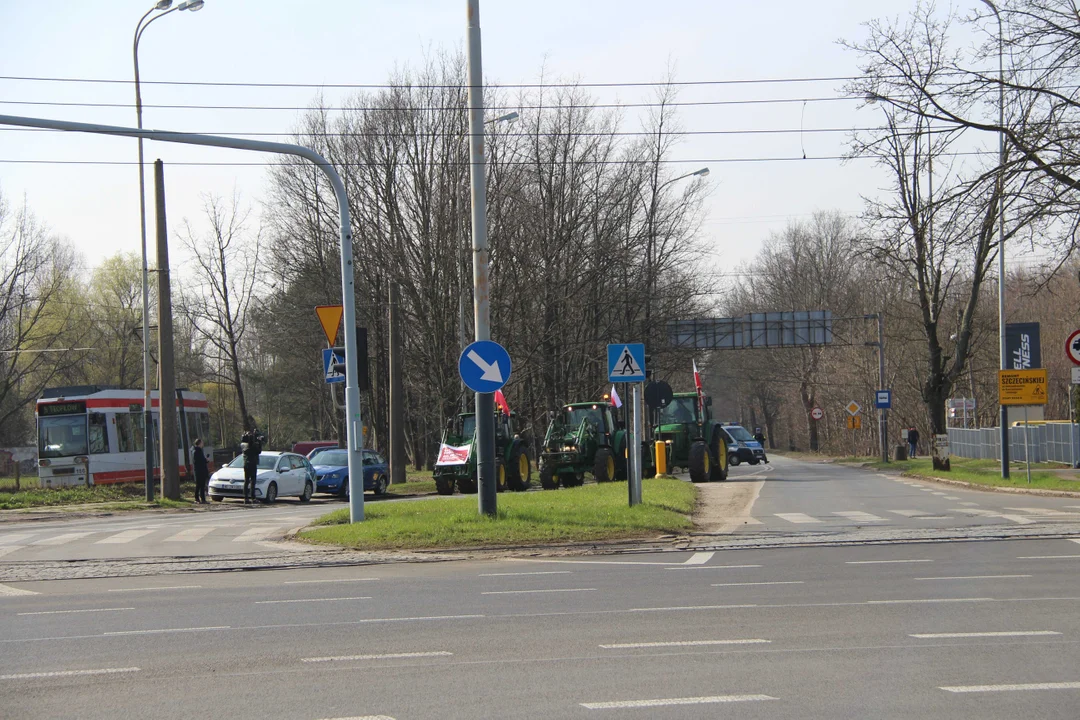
[[154, 0, 173, 9], [693, 167, 710, 177], [178, 0, 205, 10]]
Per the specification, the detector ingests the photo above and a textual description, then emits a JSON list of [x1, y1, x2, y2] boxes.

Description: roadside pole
[[630, 384, 642, 506], [1024, 405, 1032, 484], [466, 0, 496, 516], [154, 160, 180, 500], [389, 282, 406, 486]]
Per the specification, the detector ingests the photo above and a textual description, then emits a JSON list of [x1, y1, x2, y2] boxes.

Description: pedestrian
[[240, 417, 263, 505], [753, 427, 766, 446], [192, 438, 209, 504], [907, 426, 919, 458]]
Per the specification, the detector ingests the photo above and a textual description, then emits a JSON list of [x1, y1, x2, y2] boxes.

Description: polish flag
[[693, 360, 705, 418], [494, 389, 511, 416], [610, 385, 623, 409]]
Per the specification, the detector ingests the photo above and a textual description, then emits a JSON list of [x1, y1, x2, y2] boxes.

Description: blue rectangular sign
[[874, 389, 892, 409], [608, 343, 646, 382]]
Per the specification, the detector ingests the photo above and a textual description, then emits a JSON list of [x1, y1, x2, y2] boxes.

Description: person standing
[[192, 438, 209, 504], [907, 426, 920, 459], [240, 418, 263, 505]]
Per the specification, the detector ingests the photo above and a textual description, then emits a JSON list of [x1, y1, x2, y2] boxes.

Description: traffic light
[[330, 327, 370, 391]]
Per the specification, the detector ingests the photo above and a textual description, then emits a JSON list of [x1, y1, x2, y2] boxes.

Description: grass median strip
[[300, 478, 695, 550], [848, 457, 1080, 492]]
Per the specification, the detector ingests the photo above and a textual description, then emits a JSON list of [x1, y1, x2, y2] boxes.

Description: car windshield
[[226, 454, 277, 470], [659, 397, 698, 424], [314, 450, 348, 466], [38, 415, 88, 458], [726, 425, 755, 442]]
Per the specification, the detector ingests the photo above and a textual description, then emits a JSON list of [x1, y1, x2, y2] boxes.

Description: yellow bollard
[[654, 441, 667, 476]]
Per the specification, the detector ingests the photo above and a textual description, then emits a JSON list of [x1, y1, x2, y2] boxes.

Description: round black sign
[[644, 380, 674, 408]]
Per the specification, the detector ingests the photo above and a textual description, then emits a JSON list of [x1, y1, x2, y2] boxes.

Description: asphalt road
[[3, 538, 1080, 719]]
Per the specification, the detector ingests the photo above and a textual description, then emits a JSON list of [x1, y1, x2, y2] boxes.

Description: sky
[[0, 0, 1005, 284]]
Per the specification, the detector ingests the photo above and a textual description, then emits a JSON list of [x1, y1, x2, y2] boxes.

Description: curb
[[900, 471, 1080, 498]]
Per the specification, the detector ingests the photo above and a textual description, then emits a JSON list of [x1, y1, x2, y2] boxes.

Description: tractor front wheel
[[689, 441, 711, 483], [539, 463, 558, 490], [457, 476, 478, 494], [709, 431, 728, 482], [593, 448, 616, 482], [435, 476, 456, 495]]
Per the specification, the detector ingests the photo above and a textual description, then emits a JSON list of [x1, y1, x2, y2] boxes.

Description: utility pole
[[466, 0, 496, 516], [388, 282, 406, 485], [876, 313, 888, 463], [154, 160, 179, 500]]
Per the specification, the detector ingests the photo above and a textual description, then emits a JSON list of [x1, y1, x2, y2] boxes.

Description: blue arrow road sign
[[875, 389, 892, 409], [459, 340, 511, 393], [323, 348, 345, 384], [608, 343, 646, 382]]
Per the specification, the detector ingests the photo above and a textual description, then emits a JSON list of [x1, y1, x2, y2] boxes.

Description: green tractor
[[538, 401, 655, 489], [433, 411, 532, 495], [654, 392, 728, 483]]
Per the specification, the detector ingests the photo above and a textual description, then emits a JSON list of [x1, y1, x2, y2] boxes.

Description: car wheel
[[728, 453, 741, 467], [210, 495, 222, 502], [299, 481, 312, 503], [263, 482, 277, 505], [339, 478, 350, 501], [748, 459, 760, 466], [374, 474, 388, 496]]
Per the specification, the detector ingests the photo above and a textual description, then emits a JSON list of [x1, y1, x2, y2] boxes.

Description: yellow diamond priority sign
[[845, 401, 861, 416]]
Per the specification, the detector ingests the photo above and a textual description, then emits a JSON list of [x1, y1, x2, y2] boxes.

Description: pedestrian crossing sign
[[322, 347, 345, 384], [608, 343, 646, 382]]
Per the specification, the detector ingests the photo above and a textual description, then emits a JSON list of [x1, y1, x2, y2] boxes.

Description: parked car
[[312, 448, 389, 498], [292, 440, 338, 457], [208, 451, 316, 504]]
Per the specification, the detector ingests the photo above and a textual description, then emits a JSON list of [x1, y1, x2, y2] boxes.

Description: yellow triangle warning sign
[[315, 305, 343, 346]]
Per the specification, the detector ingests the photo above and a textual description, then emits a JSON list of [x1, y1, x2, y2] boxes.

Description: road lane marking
[[18, 608, 134, 616], [107, 585, 201, 593], [775, 513, 821, 524], [283, 577, 380, 584], [581, 694, 776, 709], [626, 604, 759, 613], [0, 546, 25, 559], [33, 532, 95, 546], [255, 597, 372, 604], [95, 529, 154, 544], [931, 492, 947, 496], [302, 651, 452, 663], [1017, 555, 1080, 559], [668, 565, 763, 571], [943, 496, 960, 500], [940, 682, 1080, 693], [911, 631, 1061, 639], [163, 527, 216, 542], [478, 571, 573, 577], [866, 598, 993, 605], [481, 588, 595, 595], [234, 526, 287, 542], [0, 583, 38, 596], [0, 667, 140, 680], [0, 533, 35, 545], [915, 575, 1031, 581], [599, 639, 770, 649], [104, 626, 229, 635], [1071, 539, 1080, 545], [833, 512, 887, 522], [313, 717, 395, 720], [846, 559, 933, 564], [959, 502, 980, 506], [684, 552, 715, 565], [711, 581, 804, 587]]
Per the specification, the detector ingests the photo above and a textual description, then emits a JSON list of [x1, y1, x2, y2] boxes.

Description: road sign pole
[[467, 0, 496, 516], [876, 313, 888, 464], [630, 384, 642, 507], [1024, 405, 1032, 484]]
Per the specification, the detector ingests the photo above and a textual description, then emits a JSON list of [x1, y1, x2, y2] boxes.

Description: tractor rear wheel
[[539, 463, 558, 490], [496, 460, 507, 493], [593, 448, 616, 482], [505, 443, 531, 491], [709, 430, 728, 482], [689, 441, 710, 483], [435, 476, 456, 495]]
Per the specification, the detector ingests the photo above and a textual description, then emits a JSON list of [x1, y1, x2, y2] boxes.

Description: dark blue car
[[312, 449, 389, 498]]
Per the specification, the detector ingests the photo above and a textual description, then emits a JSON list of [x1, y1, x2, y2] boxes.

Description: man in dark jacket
[[240, 418, 263, 504], [907, 427, 920, 459], [192, 438, 210, 504]]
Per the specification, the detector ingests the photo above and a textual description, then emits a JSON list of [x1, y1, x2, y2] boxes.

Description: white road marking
[[0, 667, 140, 680], [915, 575, 1031, 581], [866, 598, 993, 605], [234, 526, 287, 542], [846, 559, 933, 565], [511, 558, 679, 566], [626, 604, 759, 612], [951, 508, 1038, 525], [668, 565, 763, 571], [283, 577, 380, 584], [0, 545, 25, 559], [911, 631, 1061, 639], [478, 571, 573, 577], [302, 651, 452, 663], [0, 583, 37, 596], [314, 716, 396, 720], [959, 502, 980, 506], [944, 496, 961, 500], [0, 533, 35, 545], [684, 552, 715, 565], [711, 581, 805, 587], [104, 626, 228, 636], [775, 513, 821, 524], [163, 527, 216, 542], [890, 510, 934, 517], [33, 532, 94, 546], [18, 607, 134, 616], [95, 529, 153, 544], [1017, 555, 1080, 559], [107, 585, 201, 593], [931, 492, 947, 496], [581, 694, 776, 709], [1005, 507, 1080, 517], [481, 588, 595, 595], [833, 511, 887, 522], [940, 682, 1080, 693], [1071, 539, 1080, 545], [599, 639, 770, 649], [255, 597, 372, 604]]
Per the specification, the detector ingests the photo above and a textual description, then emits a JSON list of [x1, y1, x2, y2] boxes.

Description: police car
[[720, 423, 768, 466]]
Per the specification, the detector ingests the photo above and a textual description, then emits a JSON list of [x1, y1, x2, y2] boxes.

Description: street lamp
[[644, 166, 710, 321], [133, 0, 205, 501], [981, 0, 1009, 478]]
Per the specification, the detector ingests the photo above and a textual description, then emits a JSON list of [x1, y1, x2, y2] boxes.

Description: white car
[[208, 451, 315, 504]]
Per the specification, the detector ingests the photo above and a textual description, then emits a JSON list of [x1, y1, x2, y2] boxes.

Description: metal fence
[[947, 425, 1080, 465]]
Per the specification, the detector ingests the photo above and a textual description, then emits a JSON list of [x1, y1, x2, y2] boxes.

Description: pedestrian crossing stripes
[[95, 529, 155, 545], [163, 527, 216, 543], [0, 522, 297, 556], [773, 513, 821, 524], [34, 532, 93, 546]]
